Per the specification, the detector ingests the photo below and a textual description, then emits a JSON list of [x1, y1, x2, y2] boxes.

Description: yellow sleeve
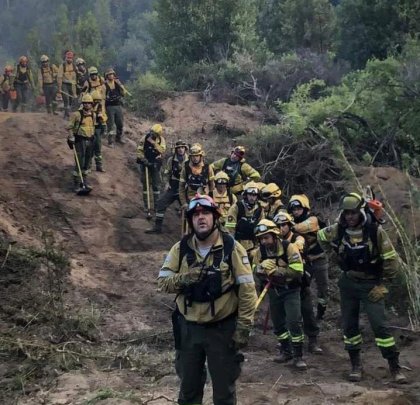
[[294, 216, 319, 234], [377, 226, 399, 279], [67, 111, 80, 132], [211, 158, 225, 172], [136, 136, 146, 159], [155, 136, 166, 154], [225, 204, 238, 234], [317, 223, 339, 253], [242, 162, 261, 181], [157, 243, 183, 293], [178, 164, 187, 206], [231, 241, 257, 329], [293, 235, 305, 253], [208, 165, 215, 193], [286, 242, 304, 276]]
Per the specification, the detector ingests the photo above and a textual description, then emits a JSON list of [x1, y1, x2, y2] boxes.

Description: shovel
[[145, 166, 152, 219], [255, 280, 271, 310], [74, 147, 92, 195]]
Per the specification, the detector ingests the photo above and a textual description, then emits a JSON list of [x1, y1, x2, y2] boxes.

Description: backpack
[[177, 232, 236, 316], [184, 162, 209, 192], [209, 190, 234, 206], [235, 201, 262, 241], [74, 110, 96, 138], [221, 158, 245, 187]]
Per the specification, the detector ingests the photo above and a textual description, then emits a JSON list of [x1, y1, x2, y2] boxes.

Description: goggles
[[289, 200, 302, 208], [215, 179, 228, 184], [188, 197, 214, 212], [254, 224, 276, 234], [245, 188, 259, 195]]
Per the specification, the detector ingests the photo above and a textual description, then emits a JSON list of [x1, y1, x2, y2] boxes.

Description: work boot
[[46, 105, 52, 114], [292, 344, 307, 370], [316, 303, 327, 320], [64, 108, 70, 118], [96, 163, 105, 172], [274, 340, 293, 363], [308, 336, 323, 354], [145, 219, 163, 234], [388, 355, 407, 384], [52, 103, 58, 115], [73, 177, 80, 193], [348, 350, 362, 382], [116, 136, 126, 145], [82, 177, 93, 191]]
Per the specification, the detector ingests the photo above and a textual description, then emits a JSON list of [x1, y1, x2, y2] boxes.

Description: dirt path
[[0, 110, 419, 404]]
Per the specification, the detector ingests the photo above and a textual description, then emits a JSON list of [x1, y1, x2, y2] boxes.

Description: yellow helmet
[[288, 194, 310, 211], [243, 181, 259, 195], [261, 183, 282, 199], [88, 66, 98, 75], [81, 93, 94, 103], [339, 192, 366, 211], [273, 212, 294, 226], [105, 68, 116, 77], [255, 219, 281, 237], [90, 90, 102, 101], [40, 54, 49, 62], [214, 171, 230, 184], [231, 145, 245, 159], [151, 124, 163, 136], [190, 143, 205, 156], [75, 57, 85, 66]]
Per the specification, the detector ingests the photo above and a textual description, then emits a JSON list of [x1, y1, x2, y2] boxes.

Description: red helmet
[[186, 194, 221, 219], [232, 145, 245, 159], [65, 50, 74, 59]]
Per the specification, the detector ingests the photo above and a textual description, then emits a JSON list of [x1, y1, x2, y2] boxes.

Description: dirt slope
[[0, 104, 419, 404]]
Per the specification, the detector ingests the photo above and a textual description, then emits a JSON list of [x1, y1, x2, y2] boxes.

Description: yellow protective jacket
[[158, 232, 257, 328], [317, 221, 399, 280], [0, 73, 15, 92], [38, 64, 58, 86], [136, 133, 166, 162], [178, 161, 215, 206], [211, 188, 237, 226], [67, 110, 96, 138], [225, 201, 264, 252], [211, 158, 261, 194], [83, 76, 106, 98], [253, 237, 304, 286], [285, 232, 305, 254], [57, 62, 77, 87], [293, 215, 325, 261]]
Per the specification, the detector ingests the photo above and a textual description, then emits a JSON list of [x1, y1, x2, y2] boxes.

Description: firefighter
[[261, 183, 285, 220], [288, 194, 329, 320], [225, 181, 264, 256], [178, 143, 214, 209], [145, 140, 189, 234], [75, 58, 89, 96], [158, 194, 257, 405], [0, 65, 15, 112], [66, 93, 96, 193], [211, 146, 261, 195], [274, 212, 323, 354], [318, 192, 406, 383], [136, 124, 166, 215], [37, 55, 58, 114], [104, 68, 126, 146], [13, 55, 33, 113], [210, 171, 237, 229], [253, 219, 307, 369], [57, 50, 77, 118], [91, 90, 107, 172]]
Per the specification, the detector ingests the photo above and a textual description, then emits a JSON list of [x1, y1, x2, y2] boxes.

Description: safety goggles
[[289, 201, 302, 208], [188, 197, 213, 212], [254, 224, 276, 234], [261, 191, 273, 199], [245, 188, 259, 195]]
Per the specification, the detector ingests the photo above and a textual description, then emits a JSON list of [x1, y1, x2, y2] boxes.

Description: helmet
[[90, 90, 102, 101], [65, 50, 74, 58], [189, 143, 205, 156], [40, 55, 49, 62], [75, 58, 85, 65], [81, 93, 94, 103], [261, 183, 282, 199], [255, 219, 280, 237], [151, 124, 163, 136], [175, 140, 188, 149], [214, 171, 230, 184], [339, 193, 366, 211], [105, 68, 116, 77], [88, 66, 99, 75], [4, 65, 13, 73], [19, 56, 28, 64], [243, 181, 259, 195], [288, 194, 310, 211], [186, 194, 221, 219], [273, 212, 295, 226], [232, 145, 245, 159]]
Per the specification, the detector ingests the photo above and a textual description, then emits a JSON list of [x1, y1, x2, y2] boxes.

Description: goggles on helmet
[[289, 200, 302, 208], [188, 197, 214, 212], [245, 187, 259, 195], [254, 223, 276, 234]]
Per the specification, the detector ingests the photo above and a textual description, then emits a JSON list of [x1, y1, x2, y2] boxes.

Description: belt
[[345, 271, 378, 282], [184, 311, 237, 328]]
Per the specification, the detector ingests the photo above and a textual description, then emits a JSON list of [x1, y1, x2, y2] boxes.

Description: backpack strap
[[237, 200, 245, 220], [178, 235, 195, 271]]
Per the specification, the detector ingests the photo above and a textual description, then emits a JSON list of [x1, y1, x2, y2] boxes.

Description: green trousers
[[338, 273, 398, 359], [106, 104, 124, 141], [175, 314, 243, 405]]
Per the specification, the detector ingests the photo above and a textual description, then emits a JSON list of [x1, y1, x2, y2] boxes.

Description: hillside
[[0, 95, 420, 404]]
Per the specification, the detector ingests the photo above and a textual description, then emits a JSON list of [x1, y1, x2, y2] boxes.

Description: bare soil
[[0, 95, 419, 405]]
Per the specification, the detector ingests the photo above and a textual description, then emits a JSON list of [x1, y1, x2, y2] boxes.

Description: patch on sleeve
[[163, 254, 172, 267], [242, 256, 250, 264], [228, 215, 234, 222], [291, 254, 300, 261]]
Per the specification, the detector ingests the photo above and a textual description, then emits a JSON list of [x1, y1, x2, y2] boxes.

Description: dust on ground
[[0, 97, 419, 405]]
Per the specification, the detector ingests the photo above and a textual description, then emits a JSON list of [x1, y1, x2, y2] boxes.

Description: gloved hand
[[136, 157, 149, 166], [232, 325, 251, 350], [67, 136, 75, 150], [180, 266, 203, 286], [368, 284, 388, 302], [182, 203, 189, 211], [260, 259, 277, 276]]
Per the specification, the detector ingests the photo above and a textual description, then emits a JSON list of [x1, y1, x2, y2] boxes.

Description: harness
[[105, 81, 122, 104], [331, 222, 382, 275], [184, 162, 209, 193], [178, 233, 235, 316], [144, 132, 163, 163], [15, 65, 31, 84], [235, 201, 262, 241], [222, 159, 245, 187], [40, 66, 56, 85], [74, 110, 96, 139]]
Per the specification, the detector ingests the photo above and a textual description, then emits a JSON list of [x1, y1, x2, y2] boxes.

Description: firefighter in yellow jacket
[[210, 171, 237, 228], [136, 124, 166, 215], [211, 146, 261, 195], [66, 93, 96, 193], [13, 55, 33, 113], [261, 183, 285, 220], [253, 219, 307, 369], [37, 55, 59, 114], [91, 90, 107, 172], [158, 194, 257, 405], [58, 51, 77, 118], [225, 181, 264, 256], [288, 194, 329, 320], [0, 65, 15, 112], [318, 192, 406, 383]]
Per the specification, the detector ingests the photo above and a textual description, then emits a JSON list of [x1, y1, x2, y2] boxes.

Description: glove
[[180, 266, 203, 286], [260, 259, 277, 276], [368, 284, 388, 302], [67, 136, 75, 150], [232, 325, 251, 350]]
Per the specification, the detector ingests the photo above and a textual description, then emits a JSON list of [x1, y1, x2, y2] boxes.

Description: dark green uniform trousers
[[268, 287, 304, 348], [155, 186, 179, 223], [338, 273, 398, 358], [300, 286, 320, 338], [106, 104, 124, 142], [307, 257, 329, 307], [43, 83, 57, 113], [73, 137, 94, 179], [175, 314, 243, 405]]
